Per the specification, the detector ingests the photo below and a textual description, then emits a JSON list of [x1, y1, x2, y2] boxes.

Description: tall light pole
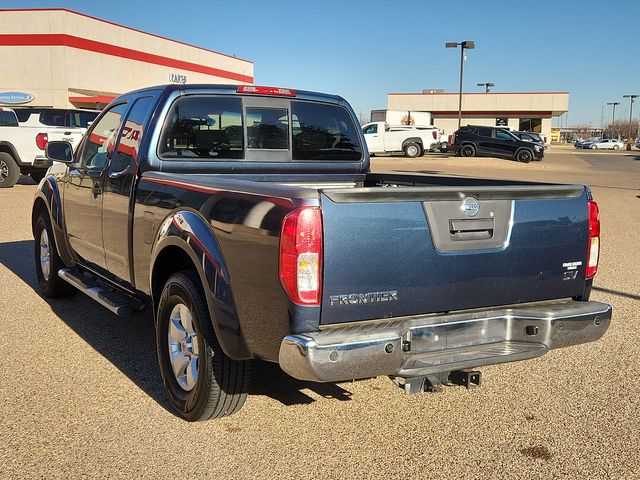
[[623, 94, 638, 150], [446, 40, 475, 128], [477, 82, 494, 93], [607, 101, 620, 138]]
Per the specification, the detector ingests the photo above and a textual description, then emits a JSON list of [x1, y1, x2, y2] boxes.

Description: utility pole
[[607, 102, 620, 138], [446, 40, 475, 128], [623, 94, 638, 150]]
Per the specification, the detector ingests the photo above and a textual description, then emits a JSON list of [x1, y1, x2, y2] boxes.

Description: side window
[[68, 110, 99, 128], [246, 107, 289, 150], [496, 130, 513, 141], [477, 127, 492, 137], [40, 109, 67, 127], [0, 110, 18, 126], [363, 124, 378, 134], [78, 103, 128, 170], [111, 97, 154, 173], [14, 109, 34, 122], [158, 96, 243, 160]]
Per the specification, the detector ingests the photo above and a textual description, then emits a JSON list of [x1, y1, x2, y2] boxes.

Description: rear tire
[[460, 144, 476, 157], [516, 149, 533, 163], [403, 142, 421, 158], [34, 213, 76, 298], [156, 271, 251, 421], [0, 152, 20, 188], [591, 144, 597, 150], [613, 145, 619, 150]]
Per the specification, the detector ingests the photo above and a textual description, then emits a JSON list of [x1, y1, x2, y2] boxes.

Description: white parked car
[[584, 139, 624, 150], [362, 121, 441, 157]]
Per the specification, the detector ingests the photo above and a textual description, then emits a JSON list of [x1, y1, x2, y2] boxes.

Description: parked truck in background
[[362, 121, 442, 157], [33, 84, 611, 421], [0, 106, 97, 187], [0, 107, 52, 187]]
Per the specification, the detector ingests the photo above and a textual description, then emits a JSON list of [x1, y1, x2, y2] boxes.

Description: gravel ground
[[0, 149, 638, 479]]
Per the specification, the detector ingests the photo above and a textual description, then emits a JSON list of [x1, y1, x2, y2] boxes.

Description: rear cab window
[[157, 95, 362, 163], [0, 109, 18, 126]]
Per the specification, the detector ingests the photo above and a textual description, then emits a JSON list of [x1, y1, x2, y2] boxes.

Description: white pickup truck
[[362, 121, 442, 157], [0, 107, 88, 187]]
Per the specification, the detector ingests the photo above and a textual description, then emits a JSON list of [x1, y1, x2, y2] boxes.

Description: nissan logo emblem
[[462, 197, 480, 217]]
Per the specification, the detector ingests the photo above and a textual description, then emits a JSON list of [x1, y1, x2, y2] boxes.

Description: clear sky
[[2, 0, 639, 126]]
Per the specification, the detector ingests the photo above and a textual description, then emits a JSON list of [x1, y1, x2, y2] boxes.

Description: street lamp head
[[461, 41, 475, 49], [445, 42, 458, 48]]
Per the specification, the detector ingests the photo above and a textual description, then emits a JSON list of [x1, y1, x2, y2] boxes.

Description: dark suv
[[451, 125, 544, 162]]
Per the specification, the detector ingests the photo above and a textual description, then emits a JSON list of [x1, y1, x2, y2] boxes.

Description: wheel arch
[[401, 137, 423, 148], [0, 142, 22, 165], [32, 178, 75, 266], [150, 210, 251, 360], [515, 147, 534, 156]]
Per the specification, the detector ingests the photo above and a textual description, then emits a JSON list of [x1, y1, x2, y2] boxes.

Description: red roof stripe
[[0, 33, 253, 84], [0, 8, 252, 64]]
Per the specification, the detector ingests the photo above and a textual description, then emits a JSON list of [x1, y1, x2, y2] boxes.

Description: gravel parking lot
[[1, 147, 638, 479]]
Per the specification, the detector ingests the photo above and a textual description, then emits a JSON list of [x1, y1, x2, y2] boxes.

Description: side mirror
[[45, 141, 74, 163]]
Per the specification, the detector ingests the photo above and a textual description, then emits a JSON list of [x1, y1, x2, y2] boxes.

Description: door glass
[[78, 103, 128, 170], [496, 130, 514, 141], [477, 127, 492, 137], [112, 97, 154, 173], [363, 124, 378, 134]]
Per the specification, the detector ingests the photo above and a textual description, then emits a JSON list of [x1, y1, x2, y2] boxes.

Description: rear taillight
[[586, 200, 600, 279], [432, 130, 438, 139], [448, 134, 454, 146], [36, 133, 48, 150], [279, 207, 323, 305]]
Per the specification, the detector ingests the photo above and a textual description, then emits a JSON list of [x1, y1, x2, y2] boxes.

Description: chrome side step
[[58, 268, 144, 317]]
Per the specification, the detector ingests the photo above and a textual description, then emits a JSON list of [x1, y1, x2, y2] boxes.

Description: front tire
[[516, 149, 533, 163], [0, 152, 20, 188], [156, 271, 250, 421], [403, 142, 421, 158], [613, 145, 620, 150], [591, 144, 597, 150], [34, 213, 76, 298]]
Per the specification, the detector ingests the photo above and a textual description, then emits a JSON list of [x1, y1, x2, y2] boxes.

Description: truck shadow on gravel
[[0, 240, 354, 413]]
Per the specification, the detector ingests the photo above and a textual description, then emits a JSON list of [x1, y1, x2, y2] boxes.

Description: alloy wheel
[[167, 303, 200, 391]]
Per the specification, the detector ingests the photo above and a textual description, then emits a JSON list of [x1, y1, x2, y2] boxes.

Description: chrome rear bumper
[[279, 300, 612, 382]]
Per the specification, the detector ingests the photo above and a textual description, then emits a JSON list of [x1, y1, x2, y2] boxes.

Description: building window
[[519, 118, 542, 133]]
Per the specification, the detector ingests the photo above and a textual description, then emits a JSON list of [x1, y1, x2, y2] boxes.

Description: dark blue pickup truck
[[33, 84, 612, 421]]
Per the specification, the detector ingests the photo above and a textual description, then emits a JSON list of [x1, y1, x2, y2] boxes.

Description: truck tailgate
[[320, 185, 589, 325]]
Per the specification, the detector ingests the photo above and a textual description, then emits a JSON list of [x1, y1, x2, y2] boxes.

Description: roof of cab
[[114, 84, 346, 105]]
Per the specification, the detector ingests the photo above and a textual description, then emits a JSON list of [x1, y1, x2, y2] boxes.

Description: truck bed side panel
[[133, 173, 319, 360]]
